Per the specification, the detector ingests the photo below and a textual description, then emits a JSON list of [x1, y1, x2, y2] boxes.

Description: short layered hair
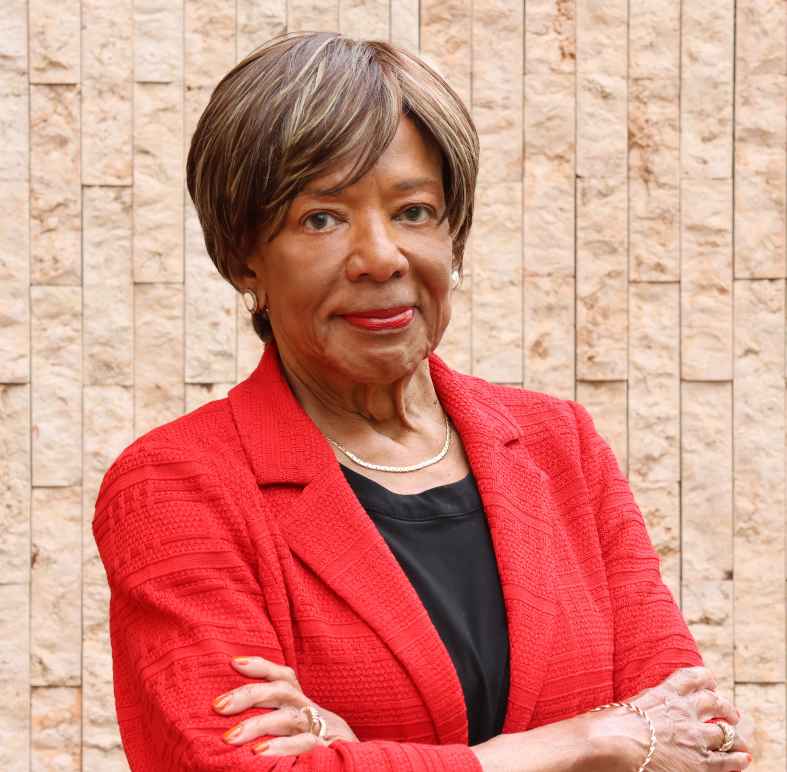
[[186, 32, 479, 341]]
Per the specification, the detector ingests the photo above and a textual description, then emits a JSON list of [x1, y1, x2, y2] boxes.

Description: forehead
[[301, 116, 443, 197]]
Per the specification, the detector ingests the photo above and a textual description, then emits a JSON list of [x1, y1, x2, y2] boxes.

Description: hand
[[212, 656, 359, 756], [603, 666, 753, 772]]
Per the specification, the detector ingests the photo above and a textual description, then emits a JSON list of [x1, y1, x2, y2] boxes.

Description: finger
[[696, 689, 739, 724], [242, 705, 313, 739], [703, 721, 752, 755], [667, 665, 718, 695], [215, 680, 309, 717], [253, 732, 325, 756], [706, 750, 752, 771], [231, 656, 300, 688]]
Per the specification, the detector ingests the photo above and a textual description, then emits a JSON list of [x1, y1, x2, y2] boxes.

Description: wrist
[[576, 707, 649, 772]]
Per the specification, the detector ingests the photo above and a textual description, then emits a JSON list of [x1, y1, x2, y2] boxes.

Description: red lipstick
[[341, 307, 414, 330]]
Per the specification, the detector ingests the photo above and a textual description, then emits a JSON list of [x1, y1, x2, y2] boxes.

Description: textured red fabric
[[93, 341, 702, 771]]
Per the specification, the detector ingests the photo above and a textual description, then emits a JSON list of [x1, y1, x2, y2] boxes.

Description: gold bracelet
[[590, 701, 657, 772]]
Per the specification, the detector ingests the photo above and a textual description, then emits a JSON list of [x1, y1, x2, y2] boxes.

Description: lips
[[341, 306, 414, 331]]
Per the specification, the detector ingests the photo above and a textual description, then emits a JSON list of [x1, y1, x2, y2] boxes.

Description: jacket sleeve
[[569, 401, 704, 701], [92, 440, 481, 772]]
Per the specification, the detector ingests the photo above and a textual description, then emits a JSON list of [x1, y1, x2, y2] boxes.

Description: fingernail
[[223, 725, 242, 743], [252, 741, 269, 754], [745, 753, 752, 763], [213, 694, 231, 711], [232, 657, 250, 666]]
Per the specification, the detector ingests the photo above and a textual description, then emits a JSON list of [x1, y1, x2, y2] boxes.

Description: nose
[[345, 213, 409, 282]]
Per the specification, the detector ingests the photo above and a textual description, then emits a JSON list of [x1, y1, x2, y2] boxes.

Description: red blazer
[[93, 341, 702, 771]]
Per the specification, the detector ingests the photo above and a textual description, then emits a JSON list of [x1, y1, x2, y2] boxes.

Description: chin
[[336, 343, 427, 385]]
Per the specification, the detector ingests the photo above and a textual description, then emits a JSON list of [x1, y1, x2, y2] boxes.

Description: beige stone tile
[[0, 0, 28, 182], [735, 0, 787, 79], [31, 686, 81, 771], [680, 0, 734, 178], [680, 177, 733, 380], [472, 0, 523, 185], [30, 85, 81, 285], [237, 294, 265, 383], [471, 183, 522, 383], [628, 0, 679, 78], [185, 202, 237, 383], [628, 282, 679, 486], [134, 0, 183, 83], [31, 286, 82, 487], [681, 382, 733, 583], [29, 0, 80, 84], [733, 279, 785, 682], [391, 0, 419, 51], [134, 283, 185, 438], [630, 482, 679, 601], [524, 0, 575, 75], [185, 0, 236, 87], [735, 684, 786, 772], [734, 75, 787, 279], [134, 82, 183, 283], [524, 74, 575, 277], [576, 177, 627, 381], [31, 487, 81, 686], [576, 73, 627, 179], [340, 0, 389, 39], [628, 77, 679, 282], [682, 580, 733, 693], [287, 0, 339, 32], [420, 0, 472, 105], [83, 582, 129, 772], [82, 0, 133, 186], [0, 385, 30, 584], [0, 181, 29, 382], [186, 382, 234, 412], [576, 0, 626, 79], [83, 187, 133, 386], [0, 585, 30, 772], [575, 381, 627, 473], [237, 0, 286, 61], [83, 386, 133, 586], [524, 273, 575, 400]]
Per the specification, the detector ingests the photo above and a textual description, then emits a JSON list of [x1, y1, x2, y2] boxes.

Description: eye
[[303, 211, 340, 231], [397, 205, 432, 223]]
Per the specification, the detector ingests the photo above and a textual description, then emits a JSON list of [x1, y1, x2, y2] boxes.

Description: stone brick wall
[[1, 0, 785, 769]]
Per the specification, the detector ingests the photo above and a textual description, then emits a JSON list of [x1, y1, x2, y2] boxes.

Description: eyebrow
[[301, 177, 442, 198]]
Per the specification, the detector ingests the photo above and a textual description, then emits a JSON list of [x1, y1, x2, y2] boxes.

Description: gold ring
[[300, 705, 327, 739], [715, 720, 736, 753]]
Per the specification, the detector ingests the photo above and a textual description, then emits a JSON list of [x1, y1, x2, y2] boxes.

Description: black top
[[340, 464, 511, 746]]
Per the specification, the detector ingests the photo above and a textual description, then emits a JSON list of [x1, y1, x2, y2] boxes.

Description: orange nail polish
[[223, 725, 242, 742], [232, 657, 250, 666], [252, 741, 269, 754], [213, 694, 230, 711]]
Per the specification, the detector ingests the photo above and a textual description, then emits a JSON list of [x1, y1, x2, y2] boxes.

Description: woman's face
[[244, 116, 455, 385]]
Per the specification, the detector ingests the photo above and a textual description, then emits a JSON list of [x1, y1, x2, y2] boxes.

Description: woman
[[93, 32, 753, 771]]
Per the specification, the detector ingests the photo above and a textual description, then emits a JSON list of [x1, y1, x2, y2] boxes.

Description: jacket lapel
[[228, 342, 557, 739]]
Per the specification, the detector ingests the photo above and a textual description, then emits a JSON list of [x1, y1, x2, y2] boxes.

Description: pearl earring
[[450, 269, 460, 289], [242, 289, 258, 313]]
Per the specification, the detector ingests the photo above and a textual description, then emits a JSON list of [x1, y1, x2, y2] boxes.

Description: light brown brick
[[83, 187, 133, 386], [134, 283, 184, 438], [735, 684, 786, 772], [733, 279, 785, 682], [134, 82, 183, 283], [82, 0, 133, 185], [134, 0, 183, 83], [30, 85, 81, 285], [420, 0, 471, 105], [628, 77, 679, 282], [0, 585, 30, 772], [237, 0, 286, 62], [185, 202, 237, 383], [340, 0, 389, 39], [29, 0, 80, 84], [628, 282, 679, 486], [576, 0, 626, 78], [525, 0, 575, 75], [391, 0, 420, 51], [471, 183, 522, 383], [0, 385, 30, 584], [287, 0, 339, 32], [681, 382, 733, 583], [83, 386, 133, 585], [472, 0, 523, 185], [524, 74, 575, 277], [31, 286, 82, 486], [31, 686, 81, 772], [628, 0, 679, 78], [524, 273, 574, 400], [735, 0, 787, 79], [31, 487, 82, 686], [681, 177, 733, 380], [682, 580, 733, 693], [575, 381, 627, 473], [186, 382, 234, 412], [0, 0, 29, 182], [576, 74, 627, 180], [185, 0, 236, 87], [576, 177, 627, 380]]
